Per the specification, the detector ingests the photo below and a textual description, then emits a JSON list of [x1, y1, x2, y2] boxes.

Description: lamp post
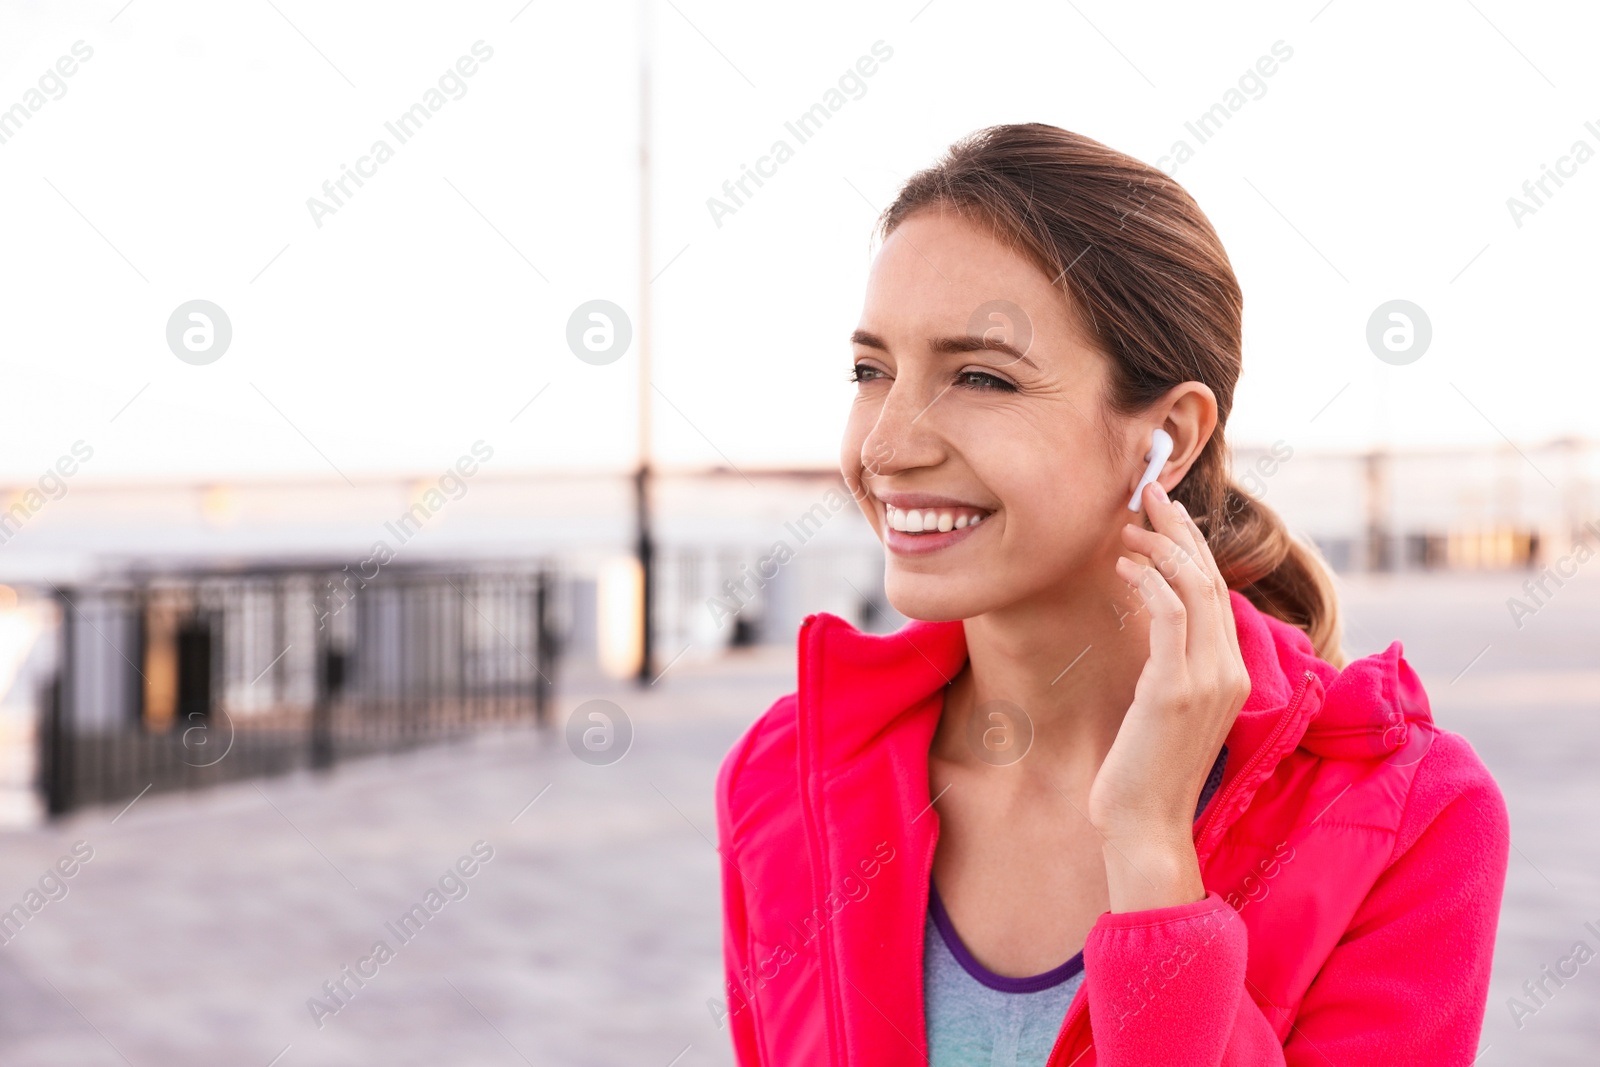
[[633, 0, 655, 685]]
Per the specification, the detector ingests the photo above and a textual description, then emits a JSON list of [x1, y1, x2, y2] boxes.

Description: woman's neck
[[934, 577, 1154, 781]]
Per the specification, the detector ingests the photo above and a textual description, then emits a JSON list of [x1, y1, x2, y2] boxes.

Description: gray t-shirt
[[924, 882, 1086, 1065], [923, 744, 1229, 1066]]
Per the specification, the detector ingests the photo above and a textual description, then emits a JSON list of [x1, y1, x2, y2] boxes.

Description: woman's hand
[[1089, 479, 1252, 911]]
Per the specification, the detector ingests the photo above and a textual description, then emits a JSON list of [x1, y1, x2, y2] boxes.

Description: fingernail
[[1174, 500, 1188, 519], [1152, 482, 1168, 503]]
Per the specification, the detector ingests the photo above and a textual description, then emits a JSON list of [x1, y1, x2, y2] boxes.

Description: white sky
[[0, 0, 1595, 485]]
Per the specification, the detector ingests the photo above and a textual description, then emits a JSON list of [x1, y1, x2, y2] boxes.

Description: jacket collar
[[795, 590, 1433, 786]]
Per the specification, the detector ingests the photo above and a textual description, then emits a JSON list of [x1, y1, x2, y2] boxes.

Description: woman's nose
[[859, 380, 948, 480]]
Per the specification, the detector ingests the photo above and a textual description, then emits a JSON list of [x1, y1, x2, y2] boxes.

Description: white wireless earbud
[[1126, 427, 1174, 512]]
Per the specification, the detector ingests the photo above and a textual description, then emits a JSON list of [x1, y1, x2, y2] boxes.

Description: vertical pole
[[1364, 448, 1391, 572], [42, 674, 67, 816], [534, 569, 552, 728], [273, 576, 286, 709], [47, 588, 76, 816], [310, 576, 335, 771], [634, 0, 656, 685], [456, 574, 467, 727]]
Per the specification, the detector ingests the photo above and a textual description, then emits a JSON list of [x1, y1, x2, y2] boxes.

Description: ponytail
[[1203, 481, 1346, 668]]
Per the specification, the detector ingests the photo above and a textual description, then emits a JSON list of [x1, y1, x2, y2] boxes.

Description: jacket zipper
[[1194, 669, 1316, 858], [1042, 667, 1317, 1065]]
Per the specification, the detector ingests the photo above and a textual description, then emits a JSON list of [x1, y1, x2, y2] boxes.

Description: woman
[[714, 124, 1509, 1065]]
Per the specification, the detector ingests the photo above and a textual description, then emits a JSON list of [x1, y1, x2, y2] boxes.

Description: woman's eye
[[849, 363, 886, 384], [955, 369, 1016, 392]]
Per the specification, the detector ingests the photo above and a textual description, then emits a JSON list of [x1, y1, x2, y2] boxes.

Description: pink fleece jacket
[[715, 591, 1510, 1064]]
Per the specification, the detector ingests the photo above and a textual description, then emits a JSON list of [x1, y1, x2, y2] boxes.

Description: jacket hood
[[796, 589, 1435, 779]]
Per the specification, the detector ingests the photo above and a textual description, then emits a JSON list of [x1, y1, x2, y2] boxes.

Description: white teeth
[[883, 502, 991, 534]]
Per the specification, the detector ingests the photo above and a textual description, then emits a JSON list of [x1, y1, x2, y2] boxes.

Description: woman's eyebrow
[[928, 334, 1037, 370], [849, 328, 889, 351], [849, 328, 1038, 370]]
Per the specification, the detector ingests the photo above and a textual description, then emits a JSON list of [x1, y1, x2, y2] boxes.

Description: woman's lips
[[881, 502, 993, 555]]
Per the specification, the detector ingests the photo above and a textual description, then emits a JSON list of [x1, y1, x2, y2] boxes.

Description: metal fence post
[[535, 569, 558, 729], [39, 673, 72, 817], [311, 619, 342, 771]]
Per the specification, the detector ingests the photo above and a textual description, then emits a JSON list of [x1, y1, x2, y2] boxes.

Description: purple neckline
[[926, 744, 1229, 995], [928, 880, 1085, 993]]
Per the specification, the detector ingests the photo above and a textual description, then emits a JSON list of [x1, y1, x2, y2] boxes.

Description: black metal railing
[[38, 563, 567, 816]]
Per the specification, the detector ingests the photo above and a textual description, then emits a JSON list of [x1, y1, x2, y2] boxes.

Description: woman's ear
[[1155, 382, 1219, 490]]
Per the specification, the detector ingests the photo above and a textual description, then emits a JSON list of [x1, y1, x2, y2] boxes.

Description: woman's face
[[841, 207, 1148, 623]]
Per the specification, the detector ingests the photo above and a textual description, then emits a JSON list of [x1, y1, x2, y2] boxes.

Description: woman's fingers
[[1145, 483, 1218, 595], [1142, 481, 1200, 561], [1168, 492, 1243, 661], [1156, 489, 1249, 718], [1121, 485, 1223, 661], [1174, 493, 1221, 578], [1114, 554, 1186, 676]]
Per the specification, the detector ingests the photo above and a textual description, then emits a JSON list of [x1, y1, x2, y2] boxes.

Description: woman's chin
[[882, 573, 993, 624]]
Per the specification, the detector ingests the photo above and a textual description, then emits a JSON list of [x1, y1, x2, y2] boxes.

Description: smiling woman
[[714, 124, 1509, 1066]]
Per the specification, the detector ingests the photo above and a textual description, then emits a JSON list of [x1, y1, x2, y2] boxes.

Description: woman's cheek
[[838, 437, 871, 513]]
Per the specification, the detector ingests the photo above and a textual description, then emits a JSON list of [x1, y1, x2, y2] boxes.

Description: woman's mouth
[[880, 502, 993, 555], [884, 504, 989, 534]]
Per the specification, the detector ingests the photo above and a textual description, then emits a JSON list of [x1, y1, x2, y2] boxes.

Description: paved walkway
[[0, 654, 778, 1067], [0, 574, 1594, 1065]]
